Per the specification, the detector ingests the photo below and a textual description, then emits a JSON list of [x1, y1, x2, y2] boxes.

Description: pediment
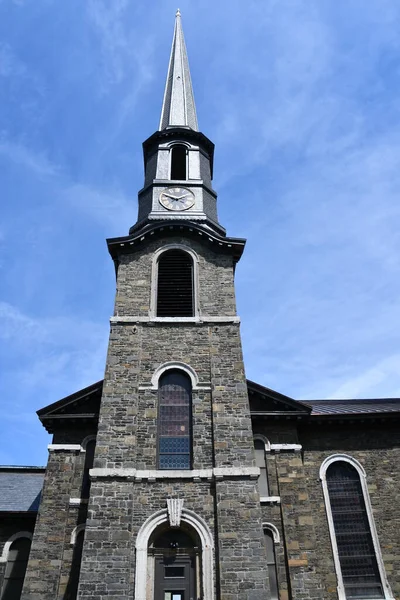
[[247, 380, 311, 417], [37, 380, 103, 432]]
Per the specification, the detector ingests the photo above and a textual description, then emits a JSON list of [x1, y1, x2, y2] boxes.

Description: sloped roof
[[247, 380, 311, 417], [0, 467, 45, 512], [302, 398, 400, 416], [37, 380, 102, 433], [37, 379, 400, 431]]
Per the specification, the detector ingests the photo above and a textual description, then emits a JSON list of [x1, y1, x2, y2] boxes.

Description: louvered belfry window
[[170, 145, 187, 180], [157, 250, 194, 317], [326, 461, 384, 599], [158, 371, 192, 469]]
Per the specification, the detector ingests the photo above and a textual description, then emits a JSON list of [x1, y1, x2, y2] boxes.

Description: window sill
[[260, 496, 281, 505]]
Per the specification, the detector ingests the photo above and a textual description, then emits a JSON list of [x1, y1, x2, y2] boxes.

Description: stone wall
[[114, 236, 237, 318], [78, 238, 271, 599], [300, 422, 400, 600], [254, 420, 400, 600], [21, 430, 96, 600]]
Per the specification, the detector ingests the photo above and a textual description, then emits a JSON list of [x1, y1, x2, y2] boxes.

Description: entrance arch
[[135, 508, 214, 600]]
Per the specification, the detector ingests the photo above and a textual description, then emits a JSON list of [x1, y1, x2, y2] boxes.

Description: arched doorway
[[149, 526, 200, 600], [135, 507, 214, 600]]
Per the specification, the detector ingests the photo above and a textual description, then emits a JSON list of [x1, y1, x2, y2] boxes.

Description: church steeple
[[126, 11, 229, 238], [159, 9, 198, 131]]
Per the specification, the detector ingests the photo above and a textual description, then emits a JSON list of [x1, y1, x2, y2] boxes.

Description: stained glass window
[[326, 461, 384, 599], [158, 371, 192, 469]]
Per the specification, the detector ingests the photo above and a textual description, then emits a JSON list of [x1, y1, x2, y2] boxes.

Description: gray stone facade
[[1, 11, 399, 600], [74, 235, 271, 600]]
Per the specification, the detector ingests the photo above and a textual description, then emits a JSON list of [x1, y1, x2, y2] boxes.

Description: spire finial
[[159, 10, 199, 131]]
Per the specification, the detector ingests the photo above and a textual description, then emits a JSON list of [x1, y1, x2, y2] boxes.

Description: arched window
[[158, 371, 192, 470], [157, 250, 194, 317], [254, 438, 269, 497], [81, 438, 96, 499], [1, 536, 31, 600], [170, 145, 187, 180], [322, 457, 390, 599], [263, 529, 279, 600], [66, 528, 85, 600]]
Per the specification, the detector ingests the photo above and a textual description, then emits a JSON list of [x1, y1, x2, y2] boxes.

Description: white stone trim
[[213, 466, 260, 479], [164, 140, 193, 150], [69, 498, 89, 507], [151, 361, 200, 389], [89, 466, 260, 481], [150, 244, 199, 318], [320, 454, 394, 600], [268, 443, 302, 453], [262, 523, 280, 544], [48, 444, 82, 452], [253, 434, 271, 452], [81, 435, 96, 451], [135, 508, 214, 600], [167, 498, 184, 527], [110, 316, 240, 324], [0, 531, 32, 563], [90, 468, 213, 480], [138, 361, 211, 392], [70, 524, 86, 546], [260, 496, 281, 505]]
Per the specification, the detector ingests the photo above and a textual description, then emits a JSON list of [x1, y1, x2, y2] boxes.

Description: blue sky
[[1, 0, 400, 465]]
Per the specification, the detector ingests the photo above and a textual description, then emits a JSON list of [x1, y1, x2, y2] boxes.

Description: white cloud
[[330, 355, 400, 399], [0, 138, 58, 177], [63, 182, 134, 233]]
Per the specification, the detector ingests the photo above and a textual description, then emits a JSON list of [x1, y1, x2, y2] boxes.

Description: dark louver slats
[[157, 250, 193, 317]]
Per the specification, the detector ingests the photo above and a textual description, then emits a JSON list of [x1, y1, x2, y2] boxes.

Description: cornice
[[107, 221, 246, 264]]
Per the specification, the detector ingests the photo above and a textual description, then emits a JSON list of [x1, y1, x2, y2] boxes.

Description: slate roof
[[0, 467, 45, 512], [302, 398, 400, 416]]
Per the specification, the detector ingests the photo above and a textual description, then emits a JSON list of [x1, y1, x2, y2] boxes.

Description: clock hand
[[163, 193, 179, 200]]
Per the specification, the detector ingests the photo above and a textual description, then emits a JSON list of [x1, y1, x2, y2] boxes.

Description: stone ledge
[[267, 444, 302, 453], [48, 444, 83, 453], [260, 496, 281, 505], [110, 316, 241, 325], [90, 466, 260, 481], [69, 498, 89, 507], [213, 466, 260, 480]]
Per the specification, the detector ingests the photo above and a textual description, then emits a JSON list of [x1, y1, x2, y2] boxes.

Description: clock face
[[159, 187, 195, 211]]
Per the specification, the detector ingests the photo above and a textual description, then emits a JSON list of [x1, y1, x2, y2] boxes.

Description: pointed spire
[[159, 10, 199, 131]]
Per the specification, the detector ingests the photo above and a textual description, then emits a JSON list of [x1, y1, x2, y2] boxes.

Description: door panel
[[155, 554, 195, 600]]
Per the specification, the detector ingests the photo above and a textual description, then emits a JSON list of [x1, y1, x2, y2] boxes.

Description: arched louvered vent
[[157, 250, 194, 317]]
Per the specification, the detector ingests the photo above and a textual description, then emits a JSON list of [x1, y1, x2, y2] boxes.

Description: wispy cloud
[[2, 0, 400, 468], [0, 301, 109, 464], [0, 137, 59, 177]]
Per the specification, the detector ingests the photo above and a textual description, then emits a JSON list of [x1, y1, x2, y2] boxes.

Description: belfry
[[1, 10, 399, 600]]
